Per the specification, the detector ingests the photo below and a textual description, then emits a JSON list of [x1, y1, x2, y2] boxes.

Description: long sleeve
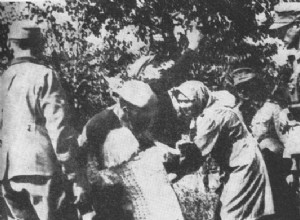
[[39, 70, 79, 179], [251, 103, 273, 142], [148, 50, 197, 94], [163, 49, 197, 86], [193, 111, 222, 156]]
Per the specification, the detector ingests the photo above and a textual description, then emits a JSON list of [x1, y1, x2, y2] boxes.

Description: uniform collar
[[9, 56, 39, 66]]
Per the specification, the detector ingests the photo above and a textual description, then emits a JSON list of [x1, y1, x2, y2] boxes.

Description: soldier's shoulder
[[8, 60, 55, 74], [33, 61, 56, 73], [87, 109, 118, 128], [29, 62, 60, 80]]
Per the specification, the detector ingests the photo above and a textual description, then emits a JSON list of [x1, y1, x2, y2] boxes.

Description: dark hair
[[9, 37, 44, 56], [271, 87, 290, 108], [236, 77, 268, 102], [119, 97, 141, 110]]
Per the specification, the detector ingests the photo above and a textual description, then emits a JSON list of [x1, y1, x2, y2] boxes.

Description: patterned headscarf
[[171, 80, 213, 114]]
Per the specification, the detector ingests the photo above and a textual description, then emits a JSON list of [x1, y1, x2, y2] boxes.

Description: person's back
[[0, 20, 86, 220], [1, 59, 63, 178]]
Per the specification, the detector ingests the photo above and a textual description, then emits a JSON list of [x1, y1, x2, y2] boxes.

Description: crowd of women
[[1, 19, 300, 220]]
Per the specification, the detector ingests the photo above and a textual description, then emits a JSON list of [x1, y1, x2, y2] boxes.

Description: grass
[[173, 171, 220, 220]]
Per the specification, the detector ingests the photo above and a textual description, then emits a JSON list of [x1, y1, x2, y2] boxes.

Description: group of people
[[1, 19, 300, 220]]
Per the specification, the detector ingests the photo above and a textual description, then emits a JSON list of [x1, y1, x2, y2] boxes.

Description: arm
[[78, 122, 102, 186], [39, 70, 91, 205], [149, 26, 203, 93], [39, 70, 80, 179], [148, 50, 198, 94], [193, 112, 221, 156], [251, 103, 273, 142], [164, 24, 203, 87]]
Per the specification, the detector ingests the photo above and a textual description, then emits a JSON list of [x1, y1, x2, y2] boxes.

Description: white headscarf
[[103, 127, 140, 168], [169, 81, 213, 116], [169, 80, 236, 116]]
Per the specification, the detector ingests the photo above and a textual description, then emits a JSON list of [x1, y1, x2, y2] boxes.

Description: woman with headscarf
[[124, 24, 204, 148], [171, 80, 274, 220]]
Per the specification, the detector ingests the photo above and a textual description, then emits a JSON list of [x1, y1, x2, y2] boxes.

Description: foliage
[[0, 0, 280, 130], [173, 171, 220, 220]]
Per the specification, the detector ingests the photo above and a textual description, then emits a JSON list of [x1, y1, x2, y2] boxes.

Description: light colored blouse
[[193, 106, 274, 220], [251, 101, 286, 154]]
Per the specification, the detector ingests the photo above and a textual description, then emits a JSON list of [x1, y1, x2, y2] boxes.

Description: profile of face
[[176, 93, 197, 118], [236, 78, 267, 106]]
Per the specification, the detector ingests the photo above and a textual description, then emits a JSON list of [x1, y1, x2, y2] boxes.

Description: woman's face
[[176, 93, 197, 118]]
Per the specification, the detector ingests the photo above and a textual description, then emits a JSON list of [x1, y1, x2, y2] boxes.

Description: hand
[[286, 174, 295, 187], [187, 21, 204, 51], [73, 182, 88, 205], [73, 169, 90, 205], [82, 211, 96, 220], [99, 170, 118, 187], [175, 139, 195, 167], [167, 173, 178, 183]]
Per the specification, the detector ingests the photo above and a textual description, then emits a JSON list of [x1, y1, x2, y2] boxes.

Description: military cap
[[116, 80, 158, 109], [231, 68, 256, 86], [8, 20, 41, 40]]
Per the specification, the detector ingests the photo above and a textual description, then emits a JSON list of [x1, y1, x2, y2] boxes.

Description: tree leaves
[[0, 0, 280, 129]]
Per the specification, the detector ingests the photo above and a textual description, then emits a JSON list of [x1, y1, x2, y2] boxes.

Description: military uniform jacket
[[0, 57, 78, 180]]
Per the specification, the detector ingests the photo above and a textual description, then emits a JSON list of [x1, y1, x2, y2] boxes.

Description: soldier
[[124, 23, 204, 148], [0, 20, 88, 220]]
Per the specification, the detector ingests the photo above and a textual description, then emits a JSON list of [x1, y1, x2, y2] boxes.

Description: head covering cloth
[[116, 80, 158, 110], [170, 80, 214, 116]]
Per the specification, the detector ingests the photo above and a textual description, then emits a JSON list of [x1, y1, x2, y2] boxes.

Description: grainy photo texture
[[1, 0, 300, 220]]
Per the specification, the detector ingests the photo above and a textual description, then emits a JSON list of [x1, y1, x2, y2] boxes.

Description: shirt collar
[[9, 56, 39, 66]]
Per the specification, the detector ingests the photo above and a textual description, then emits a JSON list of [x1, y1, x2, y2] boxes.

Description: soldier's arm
[[149, 26, 203, 93], [38, 69, 80, 180]]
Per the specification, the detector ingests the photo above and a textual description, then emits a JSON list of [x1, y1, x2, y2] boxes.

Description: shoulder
[[85, 108, 121, 137], [83, 108, 122, 147], [203, 106, 239, 120], [254, 101, 281, 121], [212, 90, 236, 108], [200, 106, 241, 128], [9, 62, 57, 84], [33, 63, 58, 79], [3, 62, 57, 89], [263, 100, 281, 113], [10, 61, 53, 73], [87, 109, 118, 127], [86, 110, 110, 131]]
